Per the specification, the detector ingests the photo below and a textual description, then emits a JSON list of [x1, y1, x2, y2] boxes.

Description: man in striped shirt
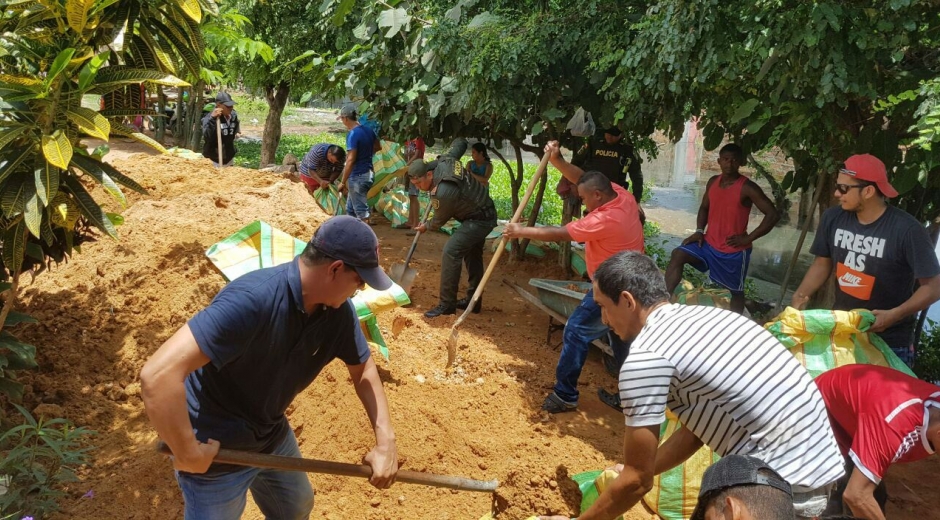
[[541, 251, 844, 520], [298, 143, 346, 193]]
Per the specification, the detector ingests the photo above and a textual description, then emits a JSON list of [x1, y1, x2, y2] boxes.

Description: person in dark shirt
[[201, 92, 240, 166], [792, 154, 940, 366], [574, 127, 644, 203], [407, 138, 497, 318], [140, 216, 399, 519]]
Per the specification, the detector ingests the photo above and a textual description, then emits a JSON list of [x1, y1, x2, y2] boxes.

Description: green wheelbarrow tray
[[503, 278, 612, 357], [528, 278, 592, 318]]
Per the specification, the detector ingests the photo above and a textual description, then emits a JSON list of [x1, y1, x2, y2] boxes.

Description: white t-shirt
[[619, 304, 844, 491]]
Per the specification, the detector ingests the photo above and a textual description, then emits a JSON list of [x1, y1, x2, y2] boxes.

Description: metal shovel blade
[[389, 263, 417, 293]]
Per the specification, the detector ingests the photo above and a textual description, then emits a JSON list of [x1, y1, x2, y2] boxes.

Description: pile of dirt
[[12, 151, 939, 519]]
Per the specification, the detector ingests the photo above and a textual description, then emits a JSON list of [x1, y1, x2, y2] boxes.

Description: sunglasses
[[835, 183, 871, 195]]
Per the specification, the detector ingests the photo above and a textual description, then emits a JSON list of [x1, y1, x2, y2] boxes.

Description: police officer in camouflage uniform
[[574, 126, 643, 203], [408, 139, 497, 318]]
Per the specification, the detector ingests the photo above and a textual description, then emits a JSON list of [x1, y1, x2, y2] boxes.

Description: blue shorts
[[678, 241, 752, 293]]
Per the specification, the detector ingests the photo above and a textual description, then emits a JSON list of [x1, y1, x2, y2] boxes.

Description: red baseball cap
[[841, 154, 898, 198]]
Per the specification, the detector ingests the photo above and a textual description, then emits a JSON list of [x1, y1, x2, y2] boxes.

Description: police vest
[[432, 157, 494, 221]]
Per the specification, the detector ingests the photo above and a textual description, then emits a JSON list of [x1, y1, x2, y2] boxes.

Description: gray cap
[[215, 92, 235, 107], [407, 159, 438, 178], [690, 455, 792, 520], [338, 104, 358, 120]]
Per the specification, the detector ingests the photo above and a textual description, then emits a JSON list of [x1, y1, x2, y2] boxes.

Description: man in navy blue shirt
[[337, 104, 381, 223], [141, 216, 399, 519]]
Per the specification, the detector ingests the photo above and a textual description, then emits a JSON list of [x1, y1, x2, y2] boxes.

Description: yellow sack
[[642, 410, 720, 520]]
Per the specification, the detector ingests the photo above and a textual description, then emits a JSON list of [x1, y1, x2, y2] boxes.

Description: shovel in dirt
[[388, 202, 434, 293], [444, 151, 551, 368], [156, 441, 497, 493]]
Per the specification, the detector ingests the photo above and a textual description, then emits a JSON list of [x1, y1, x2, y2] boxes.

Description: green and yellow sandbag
[[368, 140, 408, 206], [312, 184, 346, 216], [765, 306, 915, 378]]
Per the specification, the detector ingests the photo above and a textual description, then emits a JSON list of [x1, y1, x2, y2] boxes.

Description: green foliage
[[915, 319, 940, 384], [488, 163, 563, 224], [0, 302, 38, 405], [0, 405, 94, 518]]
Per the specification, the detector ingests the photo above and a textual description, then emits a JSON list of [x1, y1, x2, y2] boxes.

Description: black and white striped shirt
[[619, 304, 844, 491]]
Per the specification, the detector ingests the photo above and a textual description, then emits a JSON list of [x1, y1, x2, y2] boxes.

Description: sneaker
[[542, 392, 577, 414], [424, 304, 456, 318], [456, 297, 482, 314]]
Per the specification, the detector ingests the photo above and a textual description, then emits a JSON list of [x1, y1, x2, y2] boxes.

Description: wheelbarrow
[[503, 278, 614, 357]]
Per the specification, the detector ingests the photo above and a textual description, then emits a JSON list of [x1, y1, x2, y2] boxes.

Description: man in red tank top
[[665, 144, 779, 313]]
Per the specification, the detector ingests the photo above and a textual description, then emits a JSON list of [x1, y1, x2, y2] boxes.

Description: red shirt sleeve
[[849, 412, 903, 484]]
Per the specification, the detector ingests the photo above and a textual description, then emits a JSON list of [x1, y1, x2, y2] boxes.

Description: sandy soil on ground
[[12, 146, 939, 519]]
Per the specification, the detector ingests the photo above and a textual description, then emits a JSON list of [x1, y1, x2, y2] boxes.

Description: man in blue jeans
[[140, 216, 399, 519], [504, 141, 645, 413], [337, 104, 381, 222]]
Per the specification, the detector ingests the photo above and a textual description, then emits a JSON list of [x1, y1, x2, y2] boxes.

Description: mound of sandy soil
[[12, 151, 938, 519]]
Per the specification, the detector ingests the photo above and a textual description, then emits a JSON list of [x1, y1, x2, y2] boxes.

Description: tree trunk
[[186, 82, 205, 151], [261, 81, 291, 167], [517, 152, 547, 260], [155, 87, 166, 143]]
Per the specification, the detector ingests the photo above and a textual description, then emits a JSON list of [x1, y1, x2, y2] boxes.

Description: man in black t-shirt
[[792, 154, 940, 366], [573, 127, 643, 203]]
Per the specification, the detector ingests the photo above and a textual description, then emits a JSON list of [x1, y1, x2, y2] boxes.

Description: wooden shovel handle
[[215, 117, 223, 169], [156, 441, 497, 493]]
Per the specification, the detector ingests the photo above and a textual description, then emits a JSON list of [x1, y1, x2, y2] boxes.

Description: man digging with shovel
[[141, 216, 398, 519], [504, 140, 644, 414], [408, 138, 498, 318]]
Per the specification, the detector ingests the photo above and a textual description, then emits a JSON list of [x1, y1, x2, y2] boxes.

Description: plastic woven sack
[[369, 140, 408, 206], [642, 410, 722, 520], [312, 184, 346, 216], [573, 469, 624, 520], [566, 107, 596, 137], [205, 220, 307, 282], [764, 307, 915, 378], [375, 184, 430, 228]]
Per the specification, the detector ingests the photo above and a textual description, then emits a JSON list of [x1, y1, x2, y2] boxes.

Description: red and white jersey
[[815, 364, 940, 483]]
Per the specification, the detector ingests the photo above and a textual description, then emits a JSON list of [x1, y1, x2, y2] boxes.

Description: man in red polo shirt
[[505, 140, 644, 413], [815, 364, 940, 519]]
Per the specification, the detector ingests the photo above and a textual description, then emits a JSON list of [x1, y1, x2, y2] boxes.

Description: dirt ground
[[13, 148, 940, 519]]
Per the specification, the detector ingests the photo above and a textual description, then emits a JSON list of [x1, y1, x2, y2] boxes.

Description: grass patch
[[233, 96, 296, 123]]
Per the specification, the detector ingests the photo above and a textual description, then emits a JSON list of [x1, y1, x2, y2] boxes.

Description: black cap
[[604, 126, 622, 136], [690, 455, 792, 520], [215, 92, 235, 107], [310, 215, 393, 290]]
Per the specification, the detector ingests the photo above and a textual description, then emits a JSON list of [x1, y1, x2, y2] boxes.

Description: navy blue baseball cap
[[310, 216, 393, 290]]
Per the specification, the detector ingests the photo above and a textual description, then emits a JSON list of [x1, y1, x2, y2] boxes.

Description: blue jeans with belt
[[554, 288, 630, 404], [346, 173, 373, 219], [175, 430, 314, 520]]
